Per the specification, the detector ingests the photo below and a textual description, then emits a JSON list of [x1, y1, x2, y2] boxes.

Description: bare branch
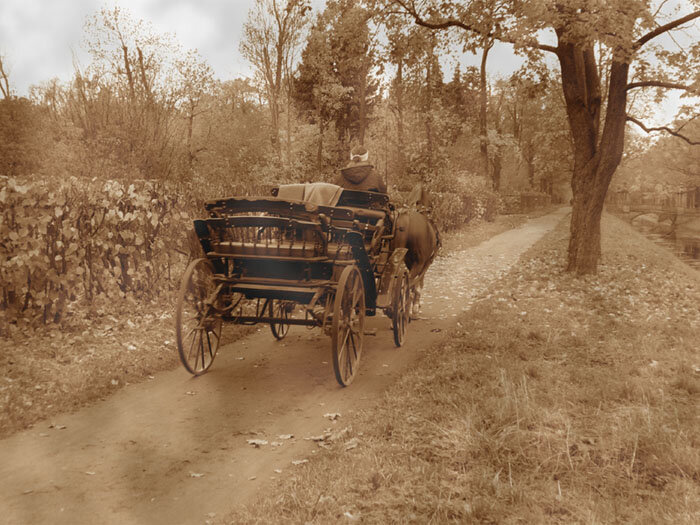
[[636, 10, 700, 49], [626, 80, 695, 92], [626, 115, 700, 145], [0, 55, 11, 99]]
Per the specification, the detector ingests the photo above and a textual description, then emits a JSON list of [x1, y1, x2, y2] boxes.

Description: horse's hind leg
[[411, 275, 425, 319]]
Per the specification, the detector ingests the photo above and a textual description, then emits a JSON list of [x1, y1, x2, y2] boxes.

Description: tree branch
[[391, 0, 558, 54], [627, 115, 700, 145], [0, 56, 10, 99], [636, 10, 700, 49], [626, 80, 694, 92]]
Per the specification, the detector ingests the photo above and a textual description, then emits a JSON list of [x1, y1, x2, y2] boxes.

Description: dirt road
[[0, 208, 568, 525]]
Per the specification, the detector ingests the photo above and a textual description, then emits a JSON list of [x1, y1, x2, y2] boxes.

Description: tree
[[293, 15, 350, 171], [175, 50, 215, 169], [293, 0, 381, 166], [0, 97, 45, 176], [240, 0, 310, 162], [77, 6, 187, 180], [496, 67, 571, 197], [193, 79, 274, 189], [384, 0, 700, 274]]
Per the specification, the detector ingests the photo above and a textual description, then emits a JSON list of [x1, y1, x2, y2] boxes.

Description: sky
[[0, 0, 261, 94], [0, 0, 528, 96], [0, 0, 692, 125]]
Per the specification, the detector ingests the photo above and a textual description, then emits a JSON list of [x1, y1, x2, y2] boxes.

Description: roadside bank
[[225, 213, 700, 524]]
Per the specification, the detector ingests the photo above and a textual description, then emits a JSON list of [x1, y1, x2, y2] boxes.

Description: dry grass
[[225, 213, 700, 524]]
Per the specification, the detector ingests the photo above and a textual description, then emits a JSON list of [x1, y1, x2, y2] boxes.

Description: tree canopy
[[381, 0, 700, 273]]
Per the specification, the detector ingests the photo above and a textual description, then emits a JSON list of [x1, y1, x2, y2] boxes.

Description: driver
[[335, 146, 387, 194]]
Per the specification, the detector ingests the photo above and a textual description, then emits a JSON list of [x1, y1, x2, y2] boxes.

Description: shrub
[[428, 171, 501, 231], [0, 176, 192, 327]]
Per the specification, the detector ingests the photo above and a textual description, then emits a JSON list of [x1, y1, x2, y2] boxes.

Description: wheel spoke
[[206, 330, 213, 360], [340, 324, 351, 350], [345, 334, 354, 377], [337, 336, 347, 372], [186, 329, 198, 363]]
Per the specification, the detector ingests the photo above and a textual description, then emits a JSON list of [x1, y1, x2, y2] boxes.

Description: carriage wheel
[[392, 267, 411, 347], [331, 265, 365, 387], [176, 258, 222, 376], [269, 299, 291, 340]]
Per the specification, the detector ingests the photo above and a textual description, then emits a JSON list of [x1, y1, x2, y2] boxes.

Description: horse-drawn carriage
[[175, 182, 438, 386]]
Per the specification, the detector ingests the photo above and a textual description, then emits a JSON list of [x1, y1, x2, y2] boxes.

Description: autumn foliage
[[0, 176, 194, 328]]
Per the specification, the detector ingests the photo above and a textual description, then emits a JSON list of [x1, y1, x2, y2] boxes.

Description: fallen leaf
[[291, 459, 309, 466], [247, 439, 268, 448], [189, 472, 204, 478], [323, 412, 341, 421]]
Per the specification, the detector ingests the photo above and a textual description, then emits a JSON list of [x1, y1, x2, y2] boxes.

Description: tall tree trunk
[[491, 92, 505, 192], [358, 63, 368, 145], [317, 108, 324, 171], [270, 94, 281, 159], [424, 50, 434, 177], [187, 109, 194, 169], [479, 41, 492, 181], [286, 90, 292, 166], [395, 59, 406, 178], [525, 142, 535, 188], [559, 35, 629, 274]]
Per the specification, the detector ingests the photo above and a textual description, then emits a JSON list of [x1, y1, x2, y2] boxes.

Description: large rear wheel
[[331, 265, 365, 386], [176, 258, 222, 375], [392, 267, 411, 347]]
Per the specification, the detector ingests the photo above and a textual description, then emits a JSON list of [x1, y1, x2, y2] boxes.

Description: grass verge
[[225, 213, 699, 524]]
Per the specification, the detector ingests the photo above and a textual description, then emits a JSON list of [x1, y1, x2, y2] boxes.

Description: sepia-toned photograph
[[1, 0, 698, 523]]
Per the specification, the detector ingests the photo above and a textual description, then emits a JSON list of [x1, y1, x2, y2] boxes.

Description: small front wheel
[[269, 299, 292, 340], [176, 258, 222, 375], [331, 265, 365, 386]]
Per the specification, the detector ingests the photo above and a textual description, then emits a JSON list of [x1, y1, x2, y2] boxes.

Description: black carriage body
[[194, 192, 391, 313], [176, 184, 411, 385]]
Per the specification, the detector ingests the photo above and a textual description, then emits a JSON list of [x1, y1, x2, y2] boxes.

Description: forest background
[[1, 0, 698, 329]]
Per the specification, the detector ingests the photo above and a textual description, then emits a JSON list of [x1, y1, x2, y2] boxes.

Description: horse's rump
[[392, 209, 440, 283]]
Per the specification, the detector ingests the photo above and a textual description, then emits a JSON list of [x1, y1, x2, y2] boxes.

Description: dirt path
[[0, 208, 568, 525]]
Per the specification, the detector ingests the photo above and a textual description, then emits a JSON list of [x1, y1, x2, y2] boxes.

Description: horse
[[392, 184, 440, 318]]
